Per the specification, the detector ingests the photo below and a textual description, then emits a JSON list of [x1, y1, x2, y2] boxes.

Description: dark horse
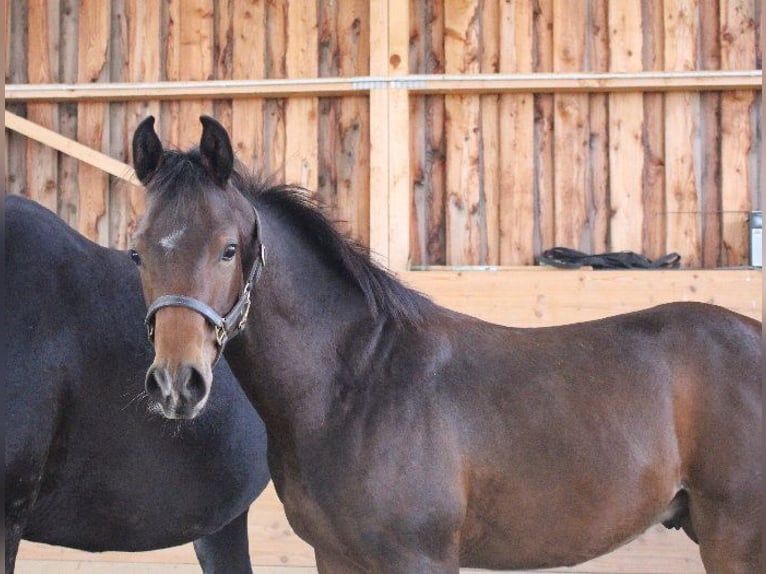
[[5, 195, 271, 573], [129, 115, 762, 573]]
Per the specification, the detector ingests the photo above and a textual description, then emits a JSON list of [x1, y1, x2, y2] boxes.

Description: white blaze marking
[[159, 227, 186, 250]]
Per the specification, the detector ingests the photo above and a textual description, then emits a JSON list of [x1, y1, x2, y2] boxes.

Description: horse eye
[[222, 244, 237, 261], [129, 249, 141, 266]]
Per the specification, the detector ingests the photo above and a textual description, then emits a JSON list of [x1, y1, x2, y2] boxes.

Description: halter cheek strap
[[144, 206, 266, 365]]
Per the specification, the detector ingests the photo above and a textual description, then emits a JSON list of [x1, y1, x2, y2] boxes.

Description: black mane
[[146, 149, 433, 327], [232, 168, 434, 327]]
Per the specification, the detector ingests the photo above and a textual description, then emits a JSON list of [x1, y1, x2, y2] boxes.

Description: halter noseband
[[144, 207, 266, 365]]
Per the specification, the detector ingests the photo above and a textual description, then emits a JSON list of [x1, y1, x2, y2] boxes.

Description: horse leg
[[689, 492, 761, 573], [192, 509, 253, 574]]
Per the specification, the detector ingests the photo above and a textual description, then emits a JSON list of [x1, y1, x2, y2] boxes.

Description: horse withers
[[130, 115, 762, 573], [5, 195, 271, 573]]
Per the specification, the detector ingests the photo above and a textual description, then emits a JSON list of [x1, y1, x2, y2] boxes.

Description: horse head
[[130, 116, 261, 419]]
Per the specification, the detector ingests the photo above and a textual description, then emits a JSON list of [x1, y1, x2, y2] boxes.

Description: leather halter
[[144, 207, 266, 365]]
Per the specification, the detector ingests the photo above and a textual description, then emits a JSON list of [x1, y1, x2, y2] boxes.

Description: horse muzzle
[[145, 362, 210, 419]]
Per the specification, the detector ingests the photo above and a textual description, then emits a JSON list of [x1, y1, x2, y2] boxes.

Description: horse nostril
[[145, 366, 169, 403], [183, 366, 208, 405]]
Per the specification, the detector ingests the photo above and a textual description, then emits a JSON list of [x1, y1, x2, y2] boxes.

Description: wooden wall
[[5, 0, 762, 269], [408, 0, 762, 266]]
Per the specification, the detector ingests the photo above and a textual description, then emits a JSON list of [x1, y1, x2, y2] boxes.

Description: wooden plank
[[7, 0, 28, 199], [213, 0, 233, 132], [641, 0, 667, 260], [608, 0, 645, 253], [427, 1, 446, 266], [400, 268, 762, 327], [125, 0, 161, 241], [316, 1, 339, 216], [161, 0, 181, 144], [386, 0, 411, 271], [416, 0, 447, 266], [409, 0, 428, 265], [109, 0, 131, 249], [480, 0, 499, 265], [231, 0, 265, 169], [284, 1, 318, 190], [664, 0, 701, 267], [58, 0, 79, 228], [534, 0, 555, 255], [444, 0, 482, 265], [336, 0, 370, 245], [720, 0, 757, 266], [77, 0, 111, 244], [5, 71, 762, 103], [367, 0, 389, 265], [589, 0, 610, 253], [6, 112, 139, 186], [498, 0, 535, 264], [264, 0, 287, 180], [388, 88, 411, 270], [699, 0, 722, 267], [25, 0, 59, 213], [552, 1, 589, 251], [178, 0, 214, 147]]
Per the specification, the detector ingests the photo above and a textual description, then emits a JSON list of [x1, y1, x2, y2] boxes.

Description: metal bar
[[4, 71, 761, 102]]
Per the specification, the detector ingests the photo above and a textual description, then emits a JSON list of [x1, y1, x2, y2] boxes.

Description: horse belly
[[458, 449, 681, 568]]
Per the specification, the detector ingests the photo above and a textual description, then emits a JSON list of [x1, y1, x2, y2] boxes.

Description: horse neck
[[225, 208, 381, 445]]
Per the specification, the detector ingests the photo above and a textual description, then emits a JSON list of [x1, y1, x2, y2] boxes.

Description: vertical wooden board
[[534, 0, 555, 255], [608, 0, 645, 253], [369, 88, 389, 265], [444, 0, 482, 265], [498, 0, 535, 265], [588, 0, 609, 254], [337, 0, 370, 245], [664, 0, 701, 267], [428, 0, 446, 265], [388, 88, 411, 270], [58, 0, 79, 227], [720, 0, 757, 265], [7, 0, 28, 199], [25, 0, 59, 213], [641, 0, 666, 259], [263, 2, 287, 180], [699, 1, 722, 266], [162, 0, 181, 144], [231, 0, 265, 170], [409, 0, 428, 264], [387, 0, 411, 270], [109, 0, 130, 248], [125, 0, 161, 239], [411, 94, 428, 266], [77, 0, 110, 245], [178, 0, 214, 147], [412, 0, 447, 266], [368, 0, 389, 265], [284, 1, 318, 190], [213, 0, 233, 132], [316, 1, 339, 216], [552, 0, 589, 251], [481, 0, 500, 264]]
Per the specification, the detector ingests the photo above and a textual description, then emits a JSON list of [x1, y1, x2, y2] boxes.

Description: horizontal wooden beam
[[5, 71, 761, 102], [398, 267, 762, 327], [5, 110, 140, 186]]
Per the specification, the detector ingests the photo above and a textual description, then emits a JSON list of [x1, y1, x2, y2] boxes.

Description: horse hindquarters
[[674, 313, 762, 572]]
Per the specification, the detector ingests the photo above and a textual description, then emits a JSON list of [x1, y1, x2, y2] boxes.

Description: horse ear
[[132, 116, 163, 185], [199, 115, 234, 186]]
